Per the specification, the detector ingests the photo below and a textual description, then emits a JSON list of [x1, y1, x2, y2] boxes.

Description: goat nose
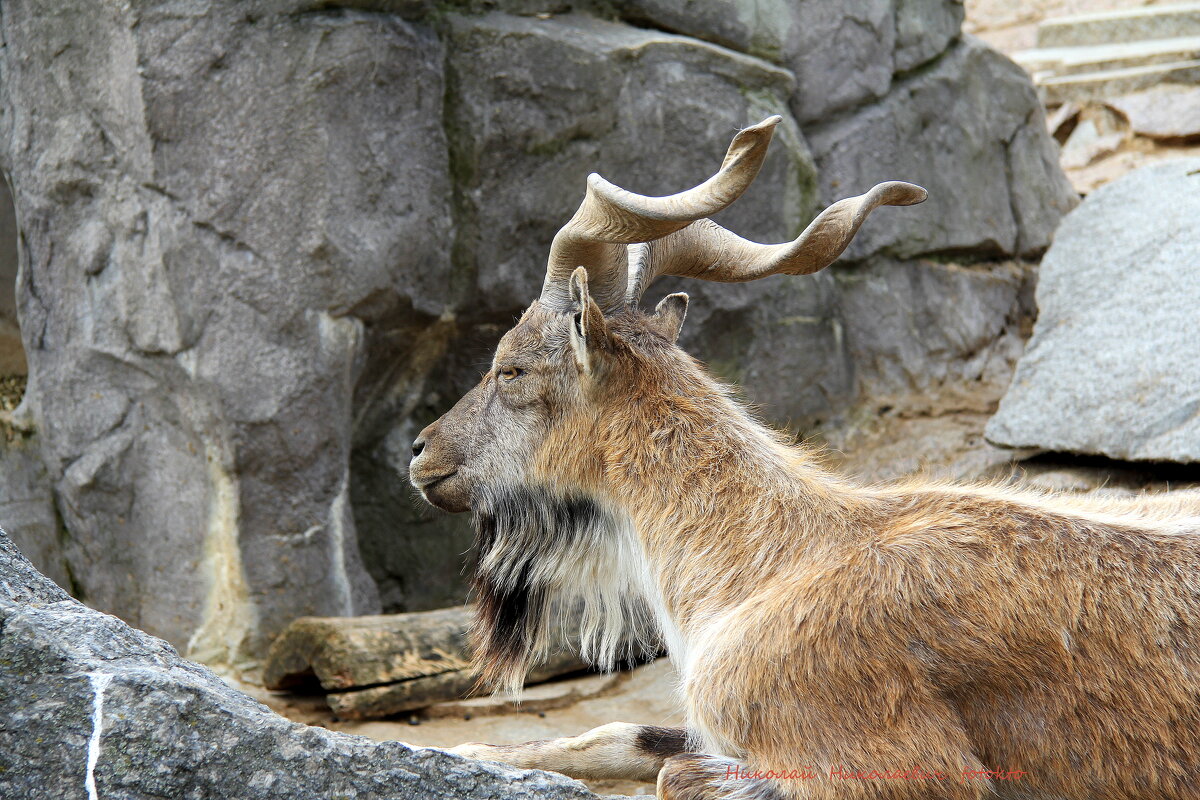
[[411, 435, 426, 459]]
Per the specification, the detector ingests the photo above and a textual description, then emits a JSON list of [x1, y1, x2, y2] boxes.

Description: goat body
[[409, 119, 1200, 799]]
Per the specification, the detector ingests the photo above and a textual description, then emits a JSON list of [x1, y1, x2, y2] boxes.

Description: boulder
[[0, 528, 608, 799], [0, 179, 22, 376], [895, 0, 966, 72], [986, 159, 1200, 463], [442, 11, 817, 315], [1108, 85, 1200, 141], [808, 36, 1078, 261], [836, 258, 1033, 408]]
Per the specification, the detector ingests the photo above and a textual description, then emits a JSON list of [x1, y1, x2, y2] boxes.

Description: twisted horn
[[624, 181, 928, 304], [540, 116, 783, 311]]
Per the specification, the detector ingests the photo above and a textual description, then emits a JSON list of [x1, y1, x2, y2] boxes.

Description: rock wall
[[0, 0, 1076, 666]]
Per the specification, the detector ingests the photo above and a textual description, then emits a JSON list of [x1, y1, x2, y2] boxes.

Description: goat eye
[[498, 366, 524, 381]]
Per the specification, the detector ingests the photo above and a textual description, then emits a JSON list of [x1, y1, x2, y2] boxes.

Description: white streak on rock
[[85, 671, 114, 800], [327, 481, 354, 616]]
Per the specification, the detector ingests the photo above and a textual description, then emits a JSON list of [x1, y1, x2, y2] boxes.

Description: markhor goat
[[409, 117, 1200, 800]]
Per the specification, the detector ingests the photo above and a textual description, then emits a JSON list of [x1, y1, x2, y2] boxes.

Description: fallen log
[[264, 605, 590, 719]]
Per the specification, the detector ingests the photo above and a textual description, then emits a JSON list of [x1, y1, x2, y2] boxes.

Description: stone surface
[[818, 258, 1037, 479], [1039, 59, 1200, 105], [0, 432, 67, 590], [1059, 117, 1127, 169], [442, 11, 815, 315], [1036, 3, 1200, 48], [0, 528, 608, 800], [808, 35, 1078, 261], [608, 0, 965, 119], [0, 0, 469, 663], [895, 0, 967, 72], [987, 159, 1200, 462], [1109, 85, 1200, 140], [1015, 35, 1200, 77], [836, 258, 1034, 407]]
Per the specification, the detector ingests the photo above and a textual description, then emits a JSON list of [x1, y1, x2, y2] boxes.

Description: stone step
[[1039, 58, 1200, 105], [1016, 35, 1200, 77], [1037, 3, 1200, 48]]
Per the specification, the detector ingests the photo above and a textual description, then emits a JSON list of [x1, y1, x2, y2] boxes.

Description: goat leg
[[448, 721, 688, 783]]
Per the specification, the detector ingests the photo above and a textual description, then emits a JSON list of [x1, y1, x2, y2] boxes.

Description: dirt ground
[[253, 659, 680, 797]]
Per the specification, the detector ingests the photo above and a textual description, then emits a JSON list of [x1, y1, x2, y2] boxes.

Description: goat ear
[[649, 292, 689, 343], [568, 267, 607, 373]]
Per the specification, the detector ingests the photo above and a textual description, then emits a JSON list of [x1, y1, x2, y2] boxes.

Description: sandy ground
[[254, 658, 682, 797]]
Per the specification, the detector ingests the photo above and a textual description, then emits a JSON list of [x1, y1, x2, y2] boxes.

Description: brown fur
[[413, 292, 1200, 799]]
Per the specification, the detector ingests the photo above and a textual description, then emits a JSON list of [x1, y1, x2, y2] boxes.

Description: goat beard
[[468, 485, 656, 694]]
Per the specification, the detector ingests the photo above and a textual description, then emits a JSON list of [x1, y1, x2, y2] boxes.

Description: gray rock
[[1108, 85, 1200, 141], [1039, 60, 1200, 107], [1059, 118, 1126, 170], [895, 0, 965, 73], [782, 0, 896, 122], [809, 35, 1078, 261], [609, 0, 965, 121], [986, 159, 1200, 463], [0, 528, 604, 800], [0, 1, 469, 662], [353, 426, 478, 613], [837, 258, 1033, 407], [1035, 3, 1200, 49], [0, 433, 68, 591], [443, 11, 816, 313]]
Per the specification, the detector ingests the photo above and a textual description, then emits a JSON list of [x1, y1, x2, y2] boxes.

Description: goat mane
[[470, 485, 658, 693]]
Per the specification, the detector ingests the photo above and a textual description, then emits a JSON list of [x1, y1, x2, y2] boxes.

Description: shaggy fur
[[470, 485, 659, 692], [415, 298, 1200, 799], [409, 116, 1200, 798]]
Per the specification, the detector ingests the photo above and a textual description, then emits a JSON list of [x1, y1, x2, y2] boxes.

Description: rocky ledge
[[0, 529, 614, 800]]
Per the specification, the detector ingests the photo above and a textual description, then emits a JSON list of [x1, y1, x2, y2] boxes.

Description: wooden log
[[326, 647, 589, 720], [264, 605, 591, 719], [264, 606, 474, 692]]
